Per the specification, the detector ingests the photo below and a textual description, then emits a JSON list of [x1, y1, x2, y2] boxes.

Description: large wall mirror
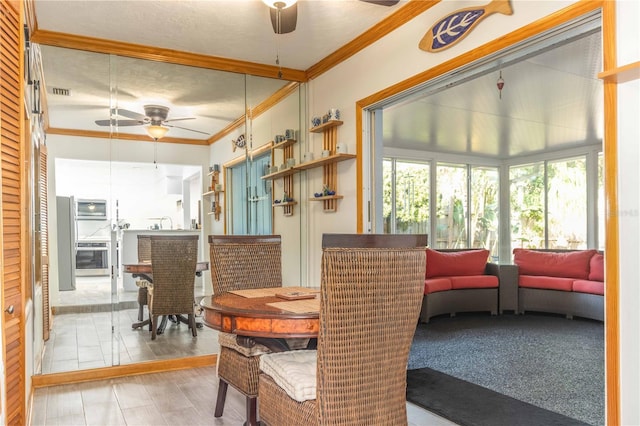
[[37, 44, 302, 375]]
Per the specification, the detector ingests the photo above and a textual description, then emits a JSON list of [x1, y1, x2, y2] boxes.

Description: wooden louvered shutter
[[40, 145, 50, 340], [1, 0, 26, 424]]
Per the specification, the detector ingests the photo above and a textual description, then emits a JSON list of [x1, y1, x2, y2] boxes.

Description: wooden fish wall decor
[[232, 134, 246, 152], [419, 0, 513, 53]]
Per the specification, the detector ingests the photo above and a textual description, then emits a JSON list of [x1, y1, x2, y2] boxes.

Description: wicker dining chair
[[209, 235, 283, 426], [258, 233, 428, 426], [148, 235, 199, 340], [136, 235, 152, 323]]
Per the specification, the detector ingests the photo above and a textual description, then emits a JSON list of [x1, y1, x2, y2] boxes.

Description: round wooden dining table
[[200, 289, 320, 352]]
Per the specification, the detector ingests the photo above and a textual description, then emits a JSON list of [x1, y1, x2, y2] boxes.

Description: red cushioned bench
[[420, 248, 499, 323], [513, 249, 604, 321]]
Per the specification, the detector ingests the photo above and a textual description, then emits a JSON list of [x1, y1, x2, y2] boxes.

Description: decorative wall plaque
[[419, 0, 513, 53]]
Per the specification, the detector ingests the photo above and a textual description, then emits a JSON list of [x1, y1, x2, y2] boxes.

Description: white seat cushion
[[259, 350, 317, 402]]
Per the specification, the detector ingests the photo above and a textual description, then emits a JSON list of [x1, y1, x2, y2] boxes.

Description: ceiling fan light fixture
[[146, 125, 169, 141], [262, 0, 296, 9]]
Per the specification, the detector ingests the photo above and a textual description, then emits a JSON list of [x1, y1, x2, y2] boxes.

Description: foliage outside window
[[383, 160, 430, 234], [471, 167, 499, 255], [598, 152, 604, 251], [510, 157, 587, 250], [383, 159, 499, 258], [435, 164, 468, 248], [547, 157, 587, 249]]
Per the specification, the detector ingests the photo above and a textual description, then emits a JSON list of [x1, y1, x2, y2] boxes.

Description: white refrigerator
[[56, 196, 76, 291]]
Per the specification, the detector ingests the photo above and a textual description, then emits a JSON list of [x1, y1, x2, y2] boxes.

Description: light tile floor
[[38, 277, 455, 425], [44, 276, 215, 374], [31, 366, 456, 426]]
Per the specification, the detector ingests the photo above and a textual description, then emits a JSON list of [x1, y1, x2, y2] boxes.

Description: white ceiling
[[34, 0, 404, 70], [33, 0, 603, 158], [382, 30, 603, 158], [34, 0, 407, 141]]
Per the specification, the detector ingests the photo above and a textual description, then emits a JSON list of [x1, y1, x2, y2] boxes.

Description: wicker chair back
[[208, 235, 282, 294], [137, 235, 152, 262], [316, 233, 427, 424], [149, 235, 198, 316]]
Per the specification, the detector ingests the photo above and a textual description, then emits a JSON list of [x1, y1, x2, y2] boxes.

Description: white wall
[[208, 89, 303, 286], [304, 0, 572, 284], [615, 1, 640, 423]]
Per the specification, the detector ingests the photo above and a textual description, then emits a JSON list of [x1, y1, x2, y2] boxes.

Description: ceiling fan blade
[[270, 3, 297, 34], [95, 119, 143, 127], [163, 117, 196, 123], [165, 123, 210, 135], [111, 107, 147, 121], [359, 0, 400, 5]]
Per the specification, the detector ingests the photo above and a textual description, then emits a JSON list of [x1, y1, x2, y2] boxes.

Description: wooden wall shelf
[[310, 120, 343, 133], [307, 119, 350, 212], [266, 138, 297, 216], [262, 167, 297, 180], [295, 153, 356, 171], [203, 170, 223, 221]]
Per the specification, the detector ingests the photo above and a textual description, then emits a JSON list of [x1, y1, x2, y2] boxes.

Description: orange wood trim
[[356, 5, 619, 424], [223, 153, 248, 168], [601, 2, 619, 425], [45, 127, 209, 146], [249, 143, 273, 159], [30, 29, 308, 82], [208, 83, 299, 146], [306, 0, 441, 80], [19, 3, 29, 425], [250, 82, 300, 119], [31, 354, 217, 388], [208, 115, 247, 145], [358, 1, 603, 108], [598, 61, 640, 83]]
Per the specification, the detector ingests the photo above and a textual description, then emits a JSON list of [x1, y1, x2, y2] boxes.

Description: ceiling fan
[[264, 0, 400, 35], [94, 104, 209, 140]]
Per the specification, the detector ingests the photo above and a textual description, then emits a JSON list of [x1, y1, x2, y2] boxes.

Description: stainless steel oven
[[76, 241, 110, 276]]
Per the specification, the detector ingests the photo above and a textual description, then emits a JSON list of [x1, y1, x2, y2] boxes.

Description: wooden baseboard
[[32, 354, 217, 388]]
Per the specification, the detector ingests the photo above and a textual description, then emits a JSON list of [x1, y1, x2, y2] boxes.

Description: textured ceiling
[[34, 1, 603, 158]]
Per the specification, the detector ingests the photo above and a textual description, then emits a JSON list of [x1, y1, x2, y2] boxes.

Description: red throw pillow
[[589, 253, 604, 282], [426, 248, 489, 278], [513, 249, 597, 280]]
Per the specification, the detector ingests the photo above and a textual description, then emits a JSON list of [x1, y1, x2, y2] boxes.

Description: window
[[383, 159, 430, 234], [510, 163, 545, 248], [510, 157, 588, 250], [383, 158, 499, 256], [471, 167, 499, 256], [597, 152, 604, 251], [228, 154, 272, 235], [547, 157, 587, 249], [435, 164, 468, 248]]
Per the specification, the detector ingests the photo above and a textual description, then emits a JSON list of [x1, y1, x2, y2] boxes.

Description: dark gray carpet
[[407, 367, 589, 426], [407, 313, 604, 425]]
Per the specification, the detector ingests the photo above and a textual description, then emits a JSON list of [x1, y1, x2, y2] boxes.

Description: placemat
[[229, 286, 319, 298], [267, 298, 320, 313]]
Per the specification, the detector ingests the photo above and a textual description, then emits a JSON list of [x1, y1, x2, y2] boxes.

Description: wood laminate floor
[[31, 366, 454, 425]]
